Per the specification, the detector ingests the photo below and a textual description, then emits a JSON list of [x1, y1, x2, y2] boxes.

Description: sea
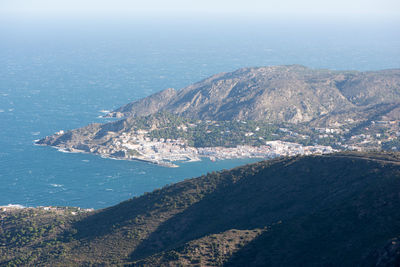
[[1, 17, 399, 209]]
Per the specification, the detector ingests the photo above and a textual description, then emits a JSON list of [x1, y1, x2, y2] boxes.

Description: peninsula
[[36, 65, 400, 166]]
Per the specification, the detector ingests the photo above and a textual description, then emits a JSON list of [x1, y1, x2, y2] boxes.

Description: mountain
[[35, 66, 400, 165], [107, 65, 400, 124], [1, 152, 400, 266]]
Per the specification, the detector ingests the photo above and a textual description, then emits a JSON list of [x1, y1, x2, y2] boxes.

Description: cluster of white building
[[0, 204, 26, 212], [91, 130, 336, 167], [0, 204, 94, 213]]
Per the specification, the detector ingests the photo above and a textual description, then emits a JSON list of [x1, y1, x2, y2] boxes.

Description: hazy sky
[[1, 0, 399, 20]]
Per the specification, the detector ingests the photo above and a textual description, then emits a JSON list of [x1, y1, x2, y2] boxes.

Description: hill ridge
[[107, 65, 400, 124], [1, 152, 400, 266]]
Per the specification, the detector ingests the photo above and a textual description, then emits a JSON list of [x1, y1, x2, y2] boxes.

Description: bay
[[0, 18, 399, 208]]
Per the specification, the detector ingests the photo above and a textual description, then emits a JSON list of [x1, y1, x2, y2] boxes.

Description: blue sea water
[[0, 18, 399, 209]]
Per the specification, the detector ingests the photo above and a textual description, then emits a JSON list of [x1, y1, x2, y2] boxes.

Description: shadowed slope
[[127, 153, 400, 266], [2, 152, 400, 266]]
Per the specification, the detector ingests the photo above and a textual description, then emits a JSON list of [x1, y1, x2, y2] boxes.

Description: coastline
[[35, 139, 336, 168]]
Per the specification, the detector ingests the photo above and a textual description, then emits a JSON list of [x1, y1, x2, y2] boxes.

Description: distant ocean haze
[[0, 18, 399, 208]]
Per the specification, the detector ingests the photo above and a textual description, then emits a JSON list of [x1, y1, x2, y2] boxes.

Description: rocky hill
[[36, 66, 400, 165], [107, 65, 400, 125], [1, 152, 400, 266]]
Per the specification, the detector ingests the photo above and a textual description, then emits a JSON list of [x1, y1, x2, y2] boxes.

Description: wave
[[57, 148, 74, 153]]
